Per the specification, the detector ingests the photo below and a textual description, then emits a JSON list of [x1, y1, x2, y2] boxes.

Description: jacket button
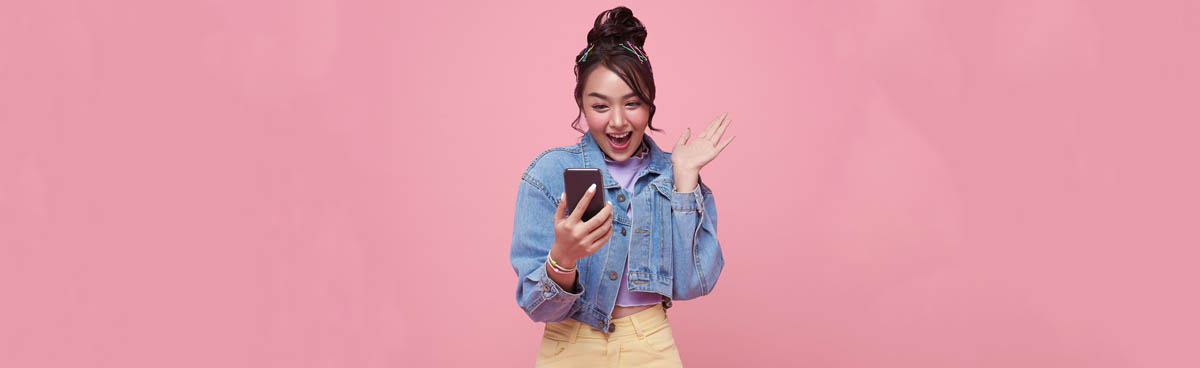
[[608, 324, 616, 333], [620, 228, 626, 236], [609, 271, 618, 280], [617, 194, 626, 202]]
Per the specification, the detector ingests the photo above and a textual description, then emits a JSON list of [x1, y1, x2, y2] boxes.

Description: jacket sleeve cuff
[[536, 259, 584, 300], [670, 185, 704, 213]]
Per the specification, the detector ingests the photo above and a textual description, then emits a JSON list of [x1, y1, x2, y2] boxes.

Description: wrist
[[671, 159, 700, 173], [673, 169, 699, 192], [548, 248, 577, 269]]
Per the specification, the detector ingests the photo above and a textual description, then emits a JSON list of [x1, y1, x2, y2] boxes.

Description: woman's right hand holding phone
[[550, 184, 613, 269]]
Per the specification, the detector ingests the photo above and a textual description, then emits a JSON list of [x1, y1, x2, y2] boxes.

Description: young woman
[[509, 6, 734, 367]]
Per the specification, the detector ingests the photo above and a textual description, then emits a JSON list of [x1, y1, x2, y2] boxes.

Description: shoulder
[[520, 140, 584, 193]]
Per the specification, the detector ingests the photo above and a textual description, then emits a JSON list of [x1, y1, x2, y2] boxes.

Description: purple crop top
[[602, 141, 665, 307]]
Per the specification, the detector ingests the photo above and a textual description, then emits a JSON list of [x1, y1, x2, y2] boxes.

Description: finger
[[701, 112, 728, 139], [587, 225, 613, 253], [674, 128, 690, 149], [581, 201, 613, 233], [711, 119, 731, 147], [586, 222, 615, 253], [581, 217, 612, 246], [588, 222, 614, 252], [569, 183, 598, 222], [716, 135, 736, 154], [554, 192, 567, 220]]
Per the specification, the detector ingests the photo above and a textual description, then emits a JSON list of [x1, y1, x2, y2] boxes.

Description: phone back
[[563, 168, 605, 222]]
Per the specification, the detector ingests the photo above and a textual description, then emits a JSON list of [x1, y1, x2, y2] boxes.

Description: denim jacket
[[509, 131, 725, 335]]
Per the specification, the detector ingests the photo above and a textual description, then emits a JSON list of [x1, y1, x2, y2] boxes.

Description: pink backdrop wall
[[3, 1, 1198, 367]]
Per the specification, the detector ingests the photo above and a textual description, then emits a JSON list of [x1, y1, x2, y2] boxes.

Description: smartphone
[[563, 168, 605, 222]]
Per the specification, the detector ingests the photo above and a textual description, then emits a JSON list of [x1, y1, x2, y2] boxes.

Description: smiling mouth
[[607, 132, 632, 148]]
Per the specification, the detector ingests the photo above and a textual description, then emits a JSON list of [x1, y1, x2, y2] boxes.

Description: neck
[[604, 141, 646, 162]]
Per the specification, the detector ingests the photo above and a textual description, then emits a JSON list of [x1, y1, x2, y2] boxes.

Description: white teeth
[[609, 132, 630, 138]]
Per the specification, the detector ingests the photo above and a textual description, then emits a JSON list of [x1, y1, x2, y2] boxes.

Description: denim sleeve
[[510, 175, 584, 323], [668, 177, 725, 300]]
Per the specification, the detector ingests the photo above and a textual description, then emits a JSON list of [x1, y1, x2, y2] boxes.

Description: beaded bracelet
[[546, 251, 577, 274]]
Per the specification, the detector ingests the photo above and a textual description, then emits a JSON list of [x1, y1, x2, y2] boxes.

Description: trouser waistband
[[544, 303, 669, 343]]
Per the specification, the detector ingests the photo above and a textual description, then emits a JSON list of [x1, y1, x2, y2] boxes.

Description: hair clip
[[625, 41, 641, 54], [634, 43, 651, 66], [578, 44, 595, 63], [620, 41, 647, 63], [632, 43, 652, 69]]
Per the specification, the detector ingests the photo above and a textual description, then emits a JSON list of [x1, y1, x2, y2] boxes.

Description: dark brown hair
[[571, 6, 662, 133]]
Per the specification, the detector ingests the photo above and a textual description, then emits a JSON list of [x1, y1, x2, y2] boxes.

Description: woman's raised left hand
[[671, 112, 735, 192], [671, 112, 735, 172]]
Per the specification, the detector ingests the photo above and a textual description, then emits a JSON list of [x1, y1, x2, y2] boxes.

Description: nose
[[610, 109, 631, 130]]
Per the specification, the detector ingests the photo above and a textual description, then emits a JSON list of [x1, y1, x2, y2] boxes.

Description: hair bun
[[586, 6, 647, 47]]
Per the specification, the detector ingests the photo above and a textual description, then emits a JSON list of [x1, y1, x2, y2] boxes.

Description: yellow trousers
[[535, 303, 683, 367]]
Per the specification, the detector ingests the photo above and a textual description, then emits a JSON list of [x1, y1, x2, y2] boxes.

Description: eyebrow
[[587, 92, 639, 100]]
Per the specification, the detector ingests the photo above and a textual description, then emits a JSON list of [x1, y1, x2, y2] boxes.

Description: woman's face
[[582, 65, 649, 162]]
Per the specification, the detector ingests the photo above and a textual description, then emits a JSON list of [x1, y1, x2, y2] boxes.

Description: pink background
[[2, 1, 1198, 367]]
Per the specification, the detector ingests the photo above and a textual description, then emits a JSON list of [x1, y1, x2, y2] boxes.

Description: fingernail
[[587, 183, 596, 193], [561, 193, 565, 200]]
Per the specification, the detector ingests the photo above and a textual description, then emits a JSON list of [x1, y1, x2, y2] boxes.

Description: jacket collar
[[580, 131, 671, 189]]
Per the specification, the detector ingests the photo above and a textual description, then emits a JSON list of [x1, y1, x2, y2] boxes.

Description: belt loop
[[568, 320, 581, 344], [629, 312, 645, 339]]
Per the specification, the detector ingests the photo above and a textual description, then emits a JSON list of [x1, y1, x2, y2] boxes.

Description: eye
[[592, 104, 608, 111], [626, 102, 642, 108]]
